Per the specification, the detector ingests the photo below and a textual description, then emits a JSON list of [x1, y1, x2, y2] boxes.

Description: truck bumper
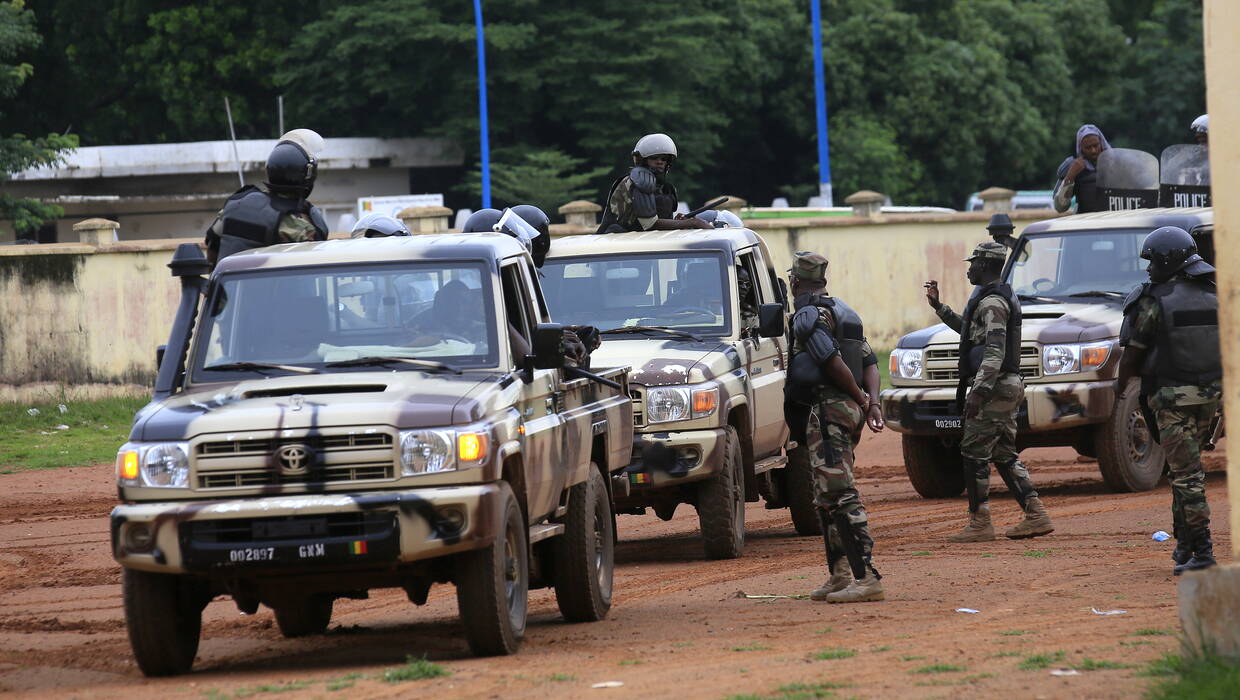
[[619, 428, 727, 492], [881, 380, 1115, 436], [111, 485, 502, 575]]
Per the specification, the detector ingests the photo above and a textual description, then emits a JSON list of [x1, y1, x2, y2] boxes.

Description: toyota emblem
[[276, 444, 314, 474]]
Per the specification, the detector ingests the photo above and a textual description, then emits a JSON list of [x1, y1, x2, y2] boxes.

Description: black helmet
[[351, 213, 410, 238], [265, 128, 323, 197], [462, 208, 503, 233], [511, 204, 551, 267], [1141, 226, 1214, 282]]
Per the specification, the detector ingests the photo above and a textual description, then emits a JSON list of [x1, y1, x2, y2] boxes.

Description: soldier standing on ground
[[785, 252, 886, 603], [925, 242, 1054, 542], [204, 129, 329, 268], [1118, 226, 1220, 575], [596, 133, 710, 233]]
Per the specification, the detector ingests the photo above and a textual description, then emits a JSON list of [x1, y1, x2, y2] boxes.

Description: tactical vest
[[957, 283, 1022, 403], [790, 294, 866, 388], [1074, 169, 1104, 213], [1147, 277, 1221, 388], [595, 171, 679, 234], [217, 187, 328, 260]]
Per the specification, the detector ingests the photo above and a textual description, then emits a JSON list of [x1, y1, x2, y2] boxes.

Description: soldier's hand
[[924, 280, 941, 310], [964, 391, 983, 419], [1065, 157, 1088, 181], [866, 403, 885, 433]]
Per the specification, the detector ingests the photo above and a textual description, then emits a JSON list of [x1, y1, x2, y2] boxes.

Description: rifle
[[682, 197, 730, 219]]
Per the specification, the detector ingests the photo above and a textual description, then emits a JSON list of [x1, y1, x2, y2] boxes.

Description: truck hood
[[898, 300, 1122, 348], [591, 337, 730, 386], [132, 370, 506, 441]]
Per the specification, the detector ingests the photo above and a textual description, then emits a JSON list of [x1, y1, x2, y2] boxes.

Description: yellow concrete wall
[[0, 212, 1059, 390]]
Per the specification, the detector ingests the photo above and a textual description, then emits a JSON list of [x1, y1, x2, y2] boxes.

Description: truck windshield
[[541, 252, 732, 336], [1007, 230, 1151, 299], [191, 262, 498, 379]]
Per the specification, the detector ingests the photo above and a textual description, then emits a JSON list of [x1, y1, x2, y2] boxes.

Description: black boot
[[1174, 526, 1217, 575], [1171, 523, 1191, 567]]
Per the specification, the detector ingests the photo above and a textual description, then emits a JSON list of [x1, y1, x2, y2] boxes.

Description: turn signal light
[[1081, 345, 1110, 371], [692, 389, 718, 414], [889, 352, 899, 376], [119, 451, 140, 480], [458, 433, 488, 462]]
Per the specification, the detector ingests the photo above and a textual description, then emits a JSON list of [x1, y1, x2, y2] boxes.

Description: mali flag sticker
[[350, 541, 368, 555]]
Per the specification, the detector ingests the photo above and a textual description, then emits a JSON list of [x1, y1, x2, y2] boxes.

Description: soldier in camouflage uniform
[[596, 133, 710, 233], [926, 242, 1054, 541], [785, 252, 886, 603], [736, 265, 759, 338], [205, 129, 329, 268], [1118, 226, 1220, 575]]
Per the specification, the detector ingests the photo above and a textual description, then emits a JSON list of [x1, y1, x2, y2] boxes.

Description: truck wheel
[[553, 466, 615, 623], [122, 568, 205, 677], [1096, 386, 1165, 492], [902, 435, 966, 498], [456, 482, 528, 656], [273, 595, 333, 637], [785, 442, 821, 536], [697, 426, 745, 560]]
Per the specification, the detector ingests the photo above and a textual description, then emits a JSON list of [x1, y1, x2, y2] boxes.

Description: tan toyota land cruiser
[[542, 229, 798, 560], [111, 234, 632, 675]]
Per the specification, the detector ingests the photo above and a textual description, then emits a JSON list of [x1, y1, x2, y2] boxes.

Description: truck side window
[[500, 263, 534, 363]]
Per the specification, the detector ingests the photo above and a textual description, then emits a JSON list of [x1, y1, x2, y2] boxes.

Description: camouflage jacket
[[1123, 296, 1222, 410], [936, 296, 1011, 397], [604, 175, 676, 232]]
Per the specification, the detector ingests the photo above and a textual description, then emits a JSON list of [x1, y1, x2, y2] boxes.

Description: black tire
[[1096, 383, 1165, 492], [456, 482, 528, 656], [273, 595, 333, 637], [122, 568, 205, 677], [785, 442, 821, 536], [553, 466, 615, 623], [902, 435, 966, 498], [697, 425, 745, 560]]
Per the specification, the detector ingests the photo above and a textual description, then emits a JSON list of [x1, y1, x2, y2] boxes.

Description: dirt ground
[[0, 431, 1229, 699]]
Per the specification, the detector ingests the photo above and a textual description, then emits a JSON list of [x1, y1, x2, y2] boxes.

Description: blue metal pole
[[473, 0, 491, 209], [810, 0, 832, 206]]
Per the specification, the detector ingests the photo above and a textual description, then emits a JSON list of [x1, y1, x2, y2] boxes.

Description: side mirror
[[156, 345, 167, 369], [757, 303, 785, 338], [531, 323, 566, 370]]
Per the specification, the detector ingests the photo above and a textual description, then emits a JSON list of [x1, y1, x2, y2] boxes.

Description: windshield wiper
[[1016, 293, 1059, 303], [202, 361, 319, 375], [599, 326, 703, 342], [323, 356, 462, 374], [1066, 290, 1124, 298]]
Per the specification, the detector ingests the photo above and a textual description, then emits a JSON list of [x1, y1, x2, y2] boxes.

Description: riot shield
[[1097, 148, 1159, 210], [1159, 144, 1211, 208]]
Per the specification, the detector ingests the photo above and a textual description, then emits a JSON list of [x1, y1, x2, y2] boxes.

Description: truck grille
[[183, 511, 395, 544], [629, 387, 647, 429], [195, 431, 396, 489], [921, 345, 1041, 384]]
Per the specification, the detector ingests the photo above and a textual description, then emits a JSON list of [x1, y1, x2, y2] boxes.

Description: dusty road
[[0, 431, 1228, 699]]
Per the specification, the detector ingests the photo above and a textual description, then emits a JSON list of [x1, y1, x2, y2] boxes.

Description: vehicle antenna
[[224, 96, 244, 188]]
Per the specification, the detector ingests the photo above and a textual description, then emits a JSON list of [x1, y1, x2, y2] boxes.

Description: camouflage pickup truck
[[881, 208, 1214, 497], [542, 230, 798, 560], [112, 235, 632, 675]]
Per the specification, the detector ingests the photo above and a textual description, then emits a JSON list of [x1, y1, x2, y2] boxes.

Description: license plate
[[228, 547, 276, 563], [935, 418, 962, 429]]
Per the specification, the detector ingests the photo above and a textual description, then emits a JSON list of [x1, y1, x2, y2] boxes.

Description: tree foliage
[[0, 0, 1209, 213], [459, 148, 612, 215]]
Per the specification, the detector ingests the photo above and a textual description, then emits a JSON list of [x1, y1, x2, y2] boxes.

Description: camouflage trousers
[[960, 374, 1037, 508], [805, 397, 873, 559], [1155, 401, 1218, 532]]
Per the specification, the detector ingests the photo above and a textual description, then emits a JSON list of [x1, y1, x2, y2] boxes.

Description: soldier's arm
[[936, 303, 964, 332], [1117, 297, 1159, 395], [970, 297, 1009, 398], [1052, 177, 1075, 213], [204, 215, 223, 268], [826, 355, 868, 407]]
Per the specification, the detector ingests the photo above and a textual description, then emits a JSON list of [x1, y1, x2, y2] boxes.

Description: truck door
[[737, 248, 789, 456]]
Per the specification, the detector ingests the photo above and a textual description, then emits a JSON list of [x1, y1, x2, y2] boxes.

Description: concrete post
[[397, 206, 452, 234], [1178, 0, 1240, 657], [844, 190, 884, 218], [978, 187, 1016, 211], [72, 218, 119, 245], [558, 200, 601, 228], [717, 196, 747, 213]]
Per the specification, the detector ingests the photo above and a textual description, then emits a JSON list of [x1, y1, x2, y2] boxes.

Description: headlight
[[646, 384, 718, 424], [116, 442, 190, 488], [890, 348, 924, 379], [1042, 341, 1112, 375], [398, 424, 490, 476]]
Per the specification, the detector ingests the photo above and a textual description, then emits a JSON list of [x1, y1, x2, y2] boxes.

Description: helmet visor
[[494, 208, 543, 248]]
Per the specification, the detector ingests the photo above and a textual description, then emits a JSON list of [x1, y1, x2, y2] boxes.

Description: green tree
[[460, 148, 611, 215], [0, 0, 77, 234]]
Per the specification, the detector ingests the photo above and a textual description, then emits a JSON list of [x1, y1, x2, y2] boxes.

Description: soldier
[[1117, 226, 1220, 575], [204, 129, 329, 267], [736, 265, 758, 338], [925, 242, 1054, 542], [596, 133, 710, 233], [785, 252, 886, 603], [351, 213, 410, 238]]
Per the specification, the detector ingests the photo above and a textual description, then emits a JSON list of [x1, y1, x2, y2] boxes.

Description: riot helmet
[[1141, 225, 1214, 282], [632, 133, 677, 170], [266, 128, 324, 198], [462, 208, 503, 233], [351, 213, 411, 238], [715, 210, 743, 228], [1191, 114, 1209, 144], [696, 210, 720, 226], [493, 208, 545, 262], [511, 204, 551, 267]]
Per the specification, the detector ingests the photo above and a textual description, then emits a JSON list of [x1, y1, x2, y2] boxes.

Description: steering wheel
[[1029, 277, 1055, 293]]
